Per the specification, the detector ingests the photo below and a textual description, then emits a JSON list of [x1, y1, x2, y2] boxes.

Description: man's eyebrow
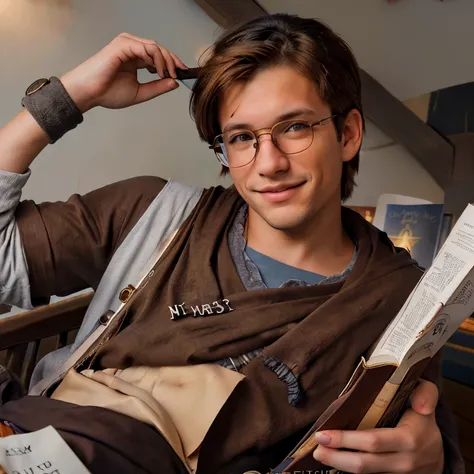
[[222, 108, 317, 133]]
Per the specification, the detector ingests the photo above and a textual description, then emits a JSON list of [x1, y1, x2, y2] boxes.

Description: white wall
[[347, 144, 444, 206], [0, 0, 228, 203], [261, 0, 474, 101], [0, 0, 444, 207]]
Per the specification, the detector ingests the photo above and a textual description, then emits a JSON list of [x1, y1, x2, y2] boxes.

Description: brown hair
[[190, 13, 364, 201]]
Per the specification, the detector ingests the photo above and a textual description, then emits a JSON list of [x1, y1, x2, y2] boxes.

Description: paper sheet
[[0, 426, 90, 474]]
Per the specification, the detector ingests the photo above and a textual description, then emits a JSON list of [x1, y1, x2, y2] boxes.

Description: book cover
[[372, 194, 433, 231], [383, 203, 444, 269]]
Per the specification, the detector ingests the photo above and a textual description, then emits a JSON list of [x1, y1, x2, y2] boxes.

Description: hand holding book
[[311, 379, 443, 474]]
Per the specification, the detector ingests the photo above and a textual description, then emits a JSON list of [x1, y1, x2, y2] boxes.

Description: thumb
[[409, 379, 439, 416], [135, 78, 179, 104]]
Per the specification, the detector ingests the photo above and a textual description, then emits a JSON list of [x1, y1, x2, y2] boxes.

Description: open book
[[273, 203, 474, 473]]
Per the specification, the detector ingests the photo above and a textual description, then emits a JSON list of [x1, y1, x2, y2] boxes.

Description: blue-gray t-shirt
[[245, 246, 326, 288]]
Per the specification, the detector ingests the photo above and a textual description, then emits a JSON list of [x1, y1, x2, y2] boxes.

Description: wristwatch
[[25, 78, 51, 96], [21, 76, 83, 144]]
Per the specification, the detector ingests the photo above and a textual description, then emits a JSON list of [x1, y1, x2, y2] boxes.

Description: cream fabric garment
[[51, 364, 245, 473]]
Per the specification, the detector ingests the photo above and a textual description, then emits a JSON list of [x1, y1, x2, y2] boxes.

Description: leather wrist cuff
[[21, 77, 84, 144]]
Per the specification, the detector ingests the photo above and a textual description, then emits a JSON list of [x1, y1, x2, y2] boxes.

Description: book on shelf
[[460, 316, 474, 333], [442, 329, 474, 388], [372, 194, 450, 270], [273, 203, 474, 473]]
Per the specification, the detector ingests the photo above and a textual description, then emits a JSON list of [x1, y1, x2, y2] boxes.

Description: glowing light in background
[[0, 0, 72, 42], [0, 0, 12, 16]]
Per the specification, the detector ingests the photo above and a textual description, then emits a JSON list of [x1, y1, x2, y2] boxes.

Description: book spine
[[357, 381, 399, 430]]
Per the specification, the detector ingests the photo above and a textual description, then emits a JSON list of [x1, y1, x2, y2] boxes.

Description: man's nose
[[253, 134, 290, 176]]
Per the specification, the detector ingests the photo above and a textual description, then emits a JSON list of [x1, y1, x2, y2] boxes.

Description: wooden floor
[[443, 378, 474, 474]]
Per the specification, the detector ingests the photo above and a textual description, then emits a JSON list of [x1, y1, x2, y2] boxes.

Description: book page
[[368, 204, 474, 366], [391, 267, 474, 385], [0, 426, 90, 474]]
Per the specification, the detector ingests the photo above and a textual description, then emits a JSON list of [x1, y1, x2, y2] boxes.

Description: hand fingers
[[119, 32, 150, 41], [158, 46, 177, 78], [143, 42, 167, 78], [169, 51, 188, 70], [314, 424, 420, 453], [118, 32, 160, 46], [135, 78, 178, 104], [114, 38, 166, 79], [132, 59, 156, 71], [409, 379, 438, 416], [313, 445, 415, 473], [118, 39, 156, 70], [117, 33, 187, 76], [396, 406, 436, 444]]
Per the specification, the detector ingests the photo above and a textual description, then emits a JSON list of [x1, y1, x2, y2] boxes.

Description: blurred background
[[2, 0, 470, 207]]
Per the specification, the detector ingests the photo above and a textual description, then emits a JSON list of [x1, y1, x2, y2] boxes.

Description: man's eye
[[230, 133, 253, 144], [285, 122, 310, 133]]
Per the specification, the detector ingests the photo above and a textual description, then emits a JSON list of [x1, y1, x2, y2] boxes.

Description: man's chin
[[255, 205, 309, 231]]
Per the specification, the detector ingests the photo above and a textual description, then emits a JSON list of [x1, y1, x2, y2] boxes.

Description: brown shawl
[[92, 185, 424, 471], [0, 186, 461, 473]]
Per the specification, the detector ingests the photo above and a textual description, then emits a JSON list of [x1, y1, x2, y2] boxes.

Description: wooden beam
[[361, 71, 454, 189], [195, 0, 265, 29], [194, 0, 455, 190]]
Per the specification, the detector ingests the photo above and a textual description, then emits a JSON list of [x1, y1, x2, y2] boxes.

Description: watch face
[[25, 78, 50, 96]]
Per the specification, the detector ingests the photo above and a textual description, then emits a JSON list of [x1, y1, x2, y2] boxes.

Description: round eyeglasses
[[210, 115, 337, 168]]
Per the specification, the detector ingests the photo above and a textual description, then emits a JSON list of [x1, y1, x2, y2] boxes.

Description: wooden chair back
[[0, 292, 93, 390]]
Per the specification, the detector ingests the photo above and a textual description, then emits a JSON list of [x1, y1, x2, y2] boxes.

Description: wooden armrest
[[0, 292, 93, 351]]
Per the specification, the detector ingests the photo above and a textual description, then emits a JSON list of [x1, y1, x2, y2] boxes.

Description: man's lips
[[257, 182, 305, 194], [254, 182, 305, 203]]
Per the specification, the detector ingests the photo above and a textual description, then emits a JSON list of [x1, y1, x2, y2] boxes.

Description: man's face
[[218, 64, 360, 233]]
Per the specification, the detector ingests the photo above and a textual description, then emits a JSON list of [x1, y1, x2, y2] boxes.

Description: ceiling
[[259, 0, 473, 101]]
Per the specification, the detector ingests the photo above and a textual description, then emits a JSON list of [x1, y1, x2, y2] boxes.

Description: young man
[[0, 14, 463, 474]]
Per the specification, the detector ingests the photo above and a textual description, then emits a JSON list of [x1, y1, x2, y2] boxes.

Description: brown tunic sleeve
[[422, 352, 465, 474], [16, 176, 167, 304]]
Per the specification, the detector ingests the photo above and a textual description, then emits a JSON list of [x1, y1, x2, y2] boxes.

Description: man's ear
[[341, 109, 364, 163]]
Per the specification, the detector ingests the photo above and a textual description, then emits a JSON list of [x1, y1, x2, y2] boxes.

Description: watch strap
[[21, 77, 84, 144]]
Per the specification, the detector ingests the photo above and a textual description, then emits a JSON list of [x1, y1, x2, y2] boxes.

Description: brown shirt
[[16, 176, 167, 303]]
